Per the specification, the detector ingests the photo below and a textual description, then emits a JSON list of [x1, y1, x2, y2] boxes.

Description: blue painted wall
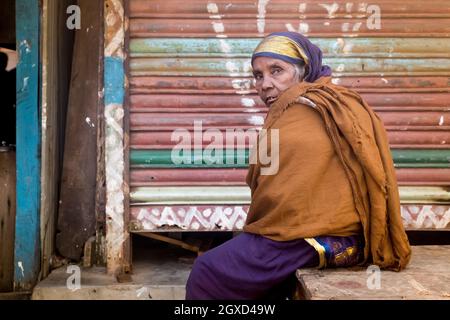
[[14, 0, 41, 290], [105, 56, 125, 105]]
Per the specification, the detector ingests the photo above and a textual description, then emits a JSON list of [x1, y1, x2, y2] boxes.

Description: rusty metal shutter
[[127, 0, 450, 232]]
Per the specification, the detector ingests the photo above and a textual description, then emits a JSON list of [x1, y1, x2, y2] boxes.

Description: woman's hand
[[0, 47, 18, 72]]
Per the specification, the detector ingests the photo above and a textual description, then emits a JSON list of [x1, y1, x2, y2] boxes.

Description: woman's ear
[[294, 64, 306, 82]]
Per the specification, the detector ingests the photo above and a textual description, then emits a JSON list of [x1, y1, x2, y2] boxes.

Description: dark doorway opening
[[0, 0, 16, 293]]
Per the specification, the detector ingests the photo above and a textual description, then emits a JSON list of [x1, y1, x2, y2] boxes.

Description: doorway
[[0, 0, 16, 293]]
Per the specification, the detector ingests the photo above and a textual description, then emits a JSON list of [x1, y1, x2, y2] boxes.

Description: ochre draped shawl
[[244, 77, 411, 271]]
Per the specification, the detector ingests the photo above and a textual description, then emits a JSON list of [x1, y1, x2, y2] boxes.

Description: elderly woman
[[185, 32, 411, 300]]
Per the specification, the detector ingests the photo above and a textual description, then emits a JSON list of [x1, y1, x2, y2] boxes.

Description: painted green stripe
[[130, 38, 450, 58], [392, 149, 450, 168], [131, 150, 450, 168], [130, 57, 450, 77], [131, 149, 249, 168]]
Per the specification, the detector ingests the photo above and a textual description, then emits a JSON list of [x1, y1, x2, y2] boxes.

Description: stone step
[[32, 245, 194, 300], [296, 245, 450, 300]]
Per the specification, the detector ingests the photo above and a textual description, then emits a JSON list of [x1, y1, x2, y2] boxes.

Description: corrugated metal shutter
[[127, 0, 450, 232]]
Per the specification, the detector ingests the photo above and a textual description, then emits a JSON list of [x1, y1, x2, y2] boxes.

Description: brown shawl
[[244, 77, 411, 271]]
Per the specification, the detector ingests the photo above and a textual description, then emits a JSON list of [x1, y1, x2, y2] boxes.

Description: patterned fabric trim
[[305, 236, 364, 269], [304, 238, 327, 269]]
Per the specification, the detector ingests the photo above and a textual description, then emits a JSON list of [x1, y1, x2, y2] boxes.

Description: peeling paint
[[207, 3, 224, 24], [232, 79, 252, 94], [105, 0, 125, 58], [206, 3, 219, 14], [346, 2, 354, 13], [23, 76, 29, 89], [343, 42, 354, 54], [225, 61, 239, 76], [104, 0, 127, 275], [352, 22, 362, 32], [285, 22, 309, 34], [320, 3, 339, 18], [249, 115, 264, 126], [41, 102, 47, 131], [18, 261, 25, 277], [257, 0, 270, 35], [85, 117, 95, 128], [105, 103, 126, 268], [285, 23, 296, 32], [331, 78, 340, 85], [299, 3, 307, 13], [206, 2, 250, 95], [299, 22, 309, 33], [408, 278, 433, 295], [241, 97, 256, 107], [98, 88, 105, 99], [218, 40, 231, 54], [336, 63, 345, 72], [358, 2, 368, 12], [212, 21, 225, 33], [20, 40, 31, 53], [342, 22, 350, 32], [105, 27, 124, 58]]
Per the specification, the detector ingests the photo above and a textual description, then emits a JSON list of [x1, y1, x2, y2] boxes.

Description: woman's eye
[[254, 74, 263, 80], [272, 68, 282, 75]]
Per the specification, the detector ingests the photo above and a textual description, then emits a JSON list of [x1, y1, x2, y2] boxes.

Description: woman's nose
[[261, 76, 273, 90]]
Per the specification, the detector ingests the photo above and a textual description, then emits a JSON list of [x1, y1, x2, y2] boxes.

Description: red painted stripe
[[129, 167, 450, 186], [396, 168, 450, 185], [129, 93, 450, 110], [129, 18, 450, 38], [130, 130, 450, 149], [128, 111, 450, 131], [130, 168, 248, 186], [129, 0, 450, 18], [130, 76, 450, 94]]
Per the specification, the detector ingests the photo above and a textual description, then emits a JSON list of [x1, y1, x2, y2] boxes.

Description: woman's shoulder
[[279, 97, 322, 124], [274, 100, 329, 140]]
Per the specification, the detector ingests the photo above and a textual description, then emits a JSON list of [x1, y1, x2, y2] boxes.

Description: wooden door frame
[[14, 0, 41, 291], [104, 0, 131, 275]]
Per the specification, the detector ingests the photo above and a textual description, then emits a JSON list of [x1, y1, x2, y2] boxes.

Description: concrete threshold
[[32, 243, 196, 300], [296, 245, 450, 300]]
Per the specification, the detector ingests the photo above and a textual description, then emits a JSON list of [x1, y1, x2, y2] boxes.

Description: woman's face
[[252, 56, 302, 107]]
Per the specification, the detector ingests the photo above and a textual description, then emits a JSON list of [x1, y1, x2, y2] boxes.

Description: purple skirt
[[185, 232, 363, 300]]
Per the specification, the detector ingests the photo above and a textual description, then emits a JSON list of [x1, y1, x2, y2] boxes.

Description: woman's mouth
[[266, 96, 278, 105]]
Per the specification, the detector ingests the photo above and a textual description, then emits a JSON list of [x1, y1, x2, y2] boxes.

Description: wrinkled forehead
[[251, 56, 296, 73]]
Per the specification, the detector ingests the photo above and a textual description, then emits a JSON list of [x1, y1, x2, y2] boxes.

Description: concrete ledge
[[0, 292, 31, 300], [296, 246, 450, 300], [32, 245, 195, 300]]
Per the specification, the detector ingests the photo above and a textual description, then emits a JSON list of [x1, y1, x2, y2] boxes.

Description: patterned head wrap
[[251, 31, 332, 82]]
